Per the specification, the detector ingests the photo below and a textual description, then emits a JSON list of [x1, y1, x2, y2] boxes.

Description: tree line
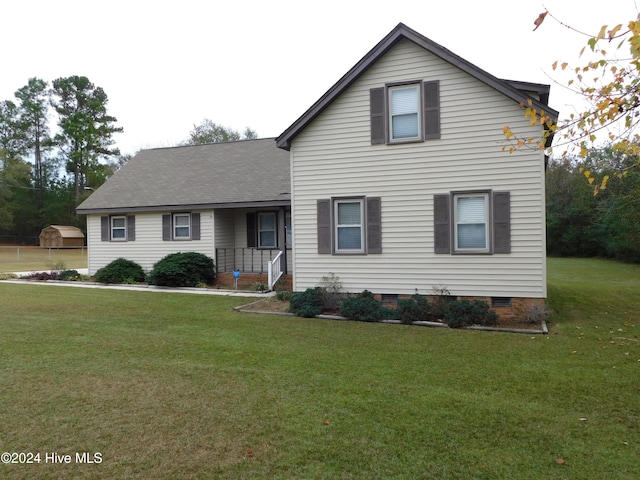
[[0, 76, 123, 241], [0, 74, 257, 243], [546, 148, 640, 262]]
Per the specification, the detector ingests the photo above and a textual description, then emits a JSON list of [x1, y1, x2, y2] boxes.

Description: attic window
[[389, 84, 421, 141], [370, 80, 440, 145]]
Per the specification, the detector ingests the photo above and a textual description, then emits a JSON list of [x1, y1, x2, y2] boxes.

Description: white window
[[389, 83, 421, 141], [334, 199, 364, 253], [173, 213, 191, 239], [454, 193, 489, 252], [111, 216, 126, 241], [258, 212, 277, 248]]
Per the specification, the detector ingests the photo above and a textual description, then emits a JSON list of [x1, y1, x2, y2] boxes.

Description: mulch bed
[[238, 298, 546, 333]]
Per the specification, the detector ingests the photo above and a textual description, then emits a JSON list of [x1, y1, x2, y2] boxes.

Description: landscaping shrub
[[95, 258, 146, 284], [289, 287, 324, 318], [317, 273, 345, 311], [429, 285, 453, 320], [58, 269, 80, 281], [147, 252, 215, 287], [397, 294, 431, 324], [443, 299, 498, 328], [22, 271, 58, 281], [340, 290, 388, 322], [275, 290, 293, 302]]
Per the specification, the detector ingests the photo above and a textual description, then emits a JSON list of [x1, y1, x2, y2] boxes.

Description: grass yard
[[0, 246, 88, 273], [0, 258, 638, 479]]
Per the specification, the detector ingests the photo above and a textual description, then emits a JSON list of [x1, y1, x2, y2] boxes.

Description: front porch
[[214, 272, 293, 291], [215, 247, 293, 291]]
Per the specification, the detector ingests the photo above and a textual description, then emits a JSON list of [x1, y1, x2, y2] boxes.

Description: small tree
[[505, 10, 640, 192]]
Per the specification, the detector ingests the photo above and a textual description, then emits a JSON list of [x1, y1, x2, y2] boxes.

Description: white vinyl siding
[[289, 38, 547, 298], [86, 211, 214, 275]]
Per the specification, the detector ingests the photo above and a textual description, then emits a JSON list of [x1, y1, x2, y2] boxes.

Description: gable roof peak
[[276, 23, 558, 150]]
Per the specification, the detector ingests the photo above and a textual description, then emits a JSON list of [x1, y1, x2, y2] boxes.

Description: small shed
[[39, 225, 85, 247]]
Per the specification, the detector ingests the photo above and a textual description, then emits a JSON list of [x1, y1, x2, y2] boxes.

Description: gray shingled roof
[[77, 138, 290, 214]]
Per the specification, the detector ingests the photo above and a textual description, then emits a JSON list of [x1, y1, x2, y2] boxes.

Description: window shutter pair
[[317, 197, 382, 254], [370, 81, 440, 144], [433, 192, 510, 254], [162, 213, 200, 241], [100, 215, 135, 241]]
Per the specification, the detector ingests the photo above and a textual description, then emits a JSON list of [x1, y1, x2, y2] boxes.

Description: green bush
[[289, 287, 324, 318], [95, 258, 146, 284], [275, 290, 293, 302], [58, 269, 80, 281], [443, 299, 498, 328], [397, 294, 431, 324], [147, 252, 215, 287], [429, 285, 453, 320], [340, 290, 385, 322], [317, 273, 345, 311]]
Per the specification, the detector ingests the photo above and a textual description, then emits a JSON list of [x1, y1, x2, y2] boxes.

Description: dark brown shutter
[[162, 214, 171, 241], [101, 216, 109, 241], [126, 215, 135, 241], [246, 213, 256, 247], [370, 87, 385, 144], [191, 213, 201, 240], [424, 80, 441, 140], [366, 196, 382, 254], [434, 194, 451, 254], [493, 191, 511, 253], [317, 199, 331, 254]]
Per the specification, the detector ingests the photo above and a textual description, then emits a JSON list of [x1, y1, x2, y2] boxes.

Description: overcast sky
[[1, 0, 638, 155]]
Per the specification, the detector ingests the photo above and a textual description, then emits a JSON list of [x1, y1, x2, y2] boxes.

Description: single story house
[[76, 139, 292, 289], [78, 23, 557, 312]]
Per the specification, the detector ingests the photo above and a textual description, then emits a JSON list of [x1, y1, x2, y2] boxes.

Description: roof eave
[[76, 199, 292, 215]]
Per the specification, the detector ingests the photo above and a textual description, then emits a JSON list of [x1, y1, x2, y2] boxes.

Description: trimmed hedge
[[147, 252, 215, 287], [95, 258, 145, 284]]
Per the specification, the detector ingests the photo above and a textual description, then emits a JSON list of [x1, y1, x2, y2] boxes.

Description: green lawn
[[0, 246, 87, 272], [0, 258, 638, 479]]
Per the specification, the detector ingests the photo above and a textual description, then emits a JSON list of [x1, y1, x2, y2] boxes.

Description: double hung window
[[454, 193, 489, 252], [111, 216, 126, 241], [389, 84, 421, 141], [173, 213, 191, 239], [334, 199, 364, 253], [258, 212, 277, 248]]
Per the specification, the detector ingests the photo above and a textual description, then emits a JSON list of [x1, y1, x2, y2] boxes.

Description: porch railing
[[215, 248, 291, 274], [267, 250, 284, 290]]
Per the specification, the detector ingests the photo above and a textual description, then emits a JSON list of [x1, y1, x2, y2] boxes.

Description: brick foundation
[[375, 293, 544, 322], [214, 273, 293, 291]]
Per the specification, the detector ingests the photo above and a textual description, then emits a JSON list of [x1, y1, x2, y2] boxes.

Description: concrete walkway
[[5, 269, 274, 298]]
